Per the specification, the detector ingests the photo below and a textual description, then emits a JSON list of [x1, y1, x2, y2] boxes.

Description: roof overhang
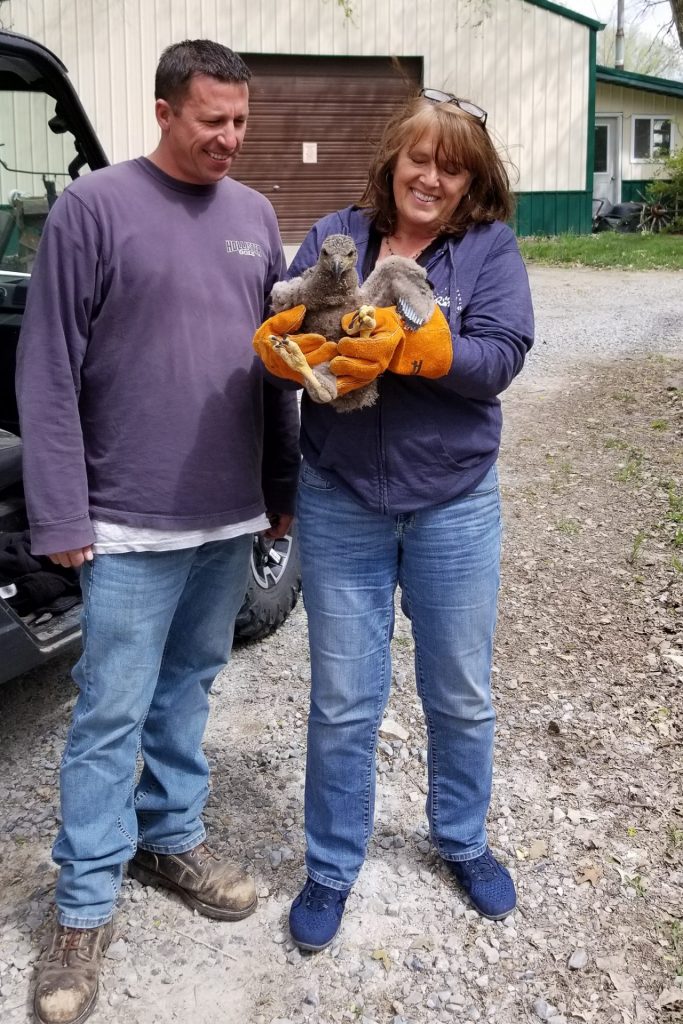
[[597, 64, 683, 99], [522, 0, 605, 31]]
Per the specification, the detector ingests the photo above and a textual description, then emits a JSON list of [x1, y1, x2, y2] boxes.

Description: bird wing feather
[[270, 275, 310, 312]]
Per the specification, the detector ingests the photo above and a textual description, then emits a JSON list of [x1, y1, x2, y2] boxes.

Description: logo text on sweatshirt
[[225, 240, 264, 258]]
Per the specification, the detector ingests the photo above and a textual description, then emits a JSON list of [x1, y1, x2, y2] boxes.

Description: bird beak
[[331, 255, 345, 282]]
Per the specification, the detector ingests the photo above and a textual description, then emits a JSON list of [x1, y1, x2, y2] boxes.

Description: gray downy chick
[[270, 234, 435, 412]]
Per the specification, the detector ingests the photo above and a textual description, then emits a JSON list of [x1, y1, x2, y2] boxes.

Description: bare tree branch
[[599, 12, 683, 75], [631, 0, 683, 47]]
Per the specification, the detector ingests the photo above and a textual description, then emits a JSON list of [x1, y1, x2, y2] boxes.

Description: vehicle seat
[[0, 208, 15, 263], [0, 431, 22, 491]]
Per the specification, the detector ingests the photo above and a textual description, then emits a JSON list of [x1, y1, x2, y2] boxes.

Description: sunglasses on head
[[420, 88, 487, 126]]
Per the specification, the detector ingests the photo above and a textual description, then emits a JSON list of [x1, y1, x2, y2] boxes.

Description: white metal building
[[595, 66, 683, 209], [1, 0, 681, 236]]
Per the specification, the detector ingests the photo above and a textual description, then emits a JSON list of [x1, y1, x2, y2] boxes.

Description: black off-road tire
[[234, 529, 301, 643]]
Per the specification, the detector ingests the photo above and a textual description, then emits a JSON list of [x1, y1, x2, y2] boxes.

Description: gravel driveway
[[525, 265, 682, 370], [1, 266, 682, 1024]]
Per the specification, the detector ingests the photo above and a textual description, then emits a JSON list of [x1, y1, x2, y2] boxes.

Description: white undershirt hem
[[91, 514, 269, 554]]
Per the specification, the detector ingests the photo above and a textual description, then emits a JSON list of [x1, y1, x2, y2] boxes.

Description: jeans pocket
[[300, 460, 337, 491], [465, 463, 499, 498]]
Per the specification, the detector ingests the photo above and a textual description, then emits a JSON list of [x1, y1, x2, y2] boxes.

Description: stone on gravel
[[533, 997, 559, 1020], [568, 948, 589, 970], [380, 719, 410, 742], [106, 939, 127, 962]]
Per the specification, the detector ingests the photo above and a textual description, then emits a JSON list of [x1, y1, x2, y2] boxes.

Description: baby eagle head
[[319, 234, 358, 283]]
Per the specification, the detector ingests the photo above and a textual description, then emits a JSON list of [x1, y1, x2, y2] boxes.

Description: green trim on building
[[523, 0, 604, 30], [514, 191, 593, 236], [621, 180, 656, 202], [596, 65, 683, 100], [587, 30, 597, 193]]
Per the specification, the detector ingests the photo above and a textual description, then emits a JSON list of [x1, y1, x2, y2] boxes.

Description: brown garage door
[[233, 55, 422, 243]]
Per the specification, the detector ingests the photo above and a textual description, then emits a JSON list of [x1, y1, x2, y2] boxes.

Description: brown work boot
[[128, 842, 257, 920], [33, 919, 113, 1024]]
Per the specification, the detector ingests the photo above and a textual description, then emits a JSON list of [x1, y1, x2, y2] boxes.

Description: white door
[[593, 117, 619, 206]]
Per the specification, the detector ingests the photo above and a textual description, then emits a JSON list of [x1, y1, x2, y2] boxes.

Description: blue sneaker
[[447, 848, 516, 920], [289, 878, 350, 951]]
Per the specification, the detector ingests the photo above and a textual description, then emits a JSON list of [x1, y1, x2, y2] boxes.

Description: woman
[[254, 89, 534, 951]]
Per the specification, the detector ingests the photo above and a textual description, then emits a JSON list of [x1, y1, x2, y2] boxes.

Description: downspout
[[585, 28, 597, 231], [615, 0, 625, 69]]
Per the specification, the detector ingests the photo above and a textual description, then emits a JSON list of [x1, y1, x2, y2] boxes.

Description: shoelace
[[304, 882, 337, 910], [191, 842, 219, 868], [51, 928, 91, 966], [461, 852, 498, 882]]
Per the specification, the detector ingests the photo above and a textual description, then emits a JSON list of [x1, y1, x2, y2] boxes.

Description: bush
[[645, 150, 683, 230]]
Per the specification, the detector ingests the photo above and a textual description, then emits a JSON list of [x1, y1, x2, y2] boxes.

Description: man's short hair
[[155, 39, 251, 108]]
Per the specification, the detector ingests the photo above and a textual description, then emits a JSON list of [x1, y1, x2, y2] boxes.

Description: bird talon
[[347, 304, 376, 337], [267, 332, 337, 404]]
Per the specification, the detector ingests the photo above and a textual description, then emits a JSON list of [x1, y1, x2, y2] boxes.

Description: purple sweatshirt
[[17, 158, 300, 555], [286, 206, 534, 514]]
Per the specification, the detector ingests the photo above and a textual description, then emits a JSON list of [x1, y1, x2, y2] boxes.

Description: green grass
[[629, 529, 648, 564], [556, 518, 581, 535], [604, 437, 630, 450], [668, 825, 683, 851], [670, 919, 683, 975], [519, 233, 683, 270], [667, 484, 683, 525], [616, 448, 644, 482]]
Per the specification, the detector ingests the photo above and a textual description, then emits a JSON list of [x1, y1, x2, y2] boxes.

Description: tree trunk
[[671, 0, 683, 47]]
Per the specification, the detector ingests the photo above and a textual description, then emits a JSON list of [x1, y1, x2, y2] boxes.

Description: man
[[17, 39, 299, 1024]]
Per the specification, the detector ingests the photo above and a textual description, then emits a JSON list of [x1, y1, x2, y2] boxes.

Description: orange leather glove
[[328, 307, 405, 391], [387, 305, 453, 378], [253, 305, 338, 385]]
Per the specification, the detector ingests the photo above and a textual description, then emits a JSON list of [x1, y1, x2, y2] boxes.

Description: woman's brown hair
[[360, 95, 515, 237]]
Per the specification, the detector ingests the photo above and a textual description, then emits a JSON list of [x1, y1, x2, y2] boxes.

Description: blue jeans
[[53, 537, 252, 928], [297, 461, 501, 891]]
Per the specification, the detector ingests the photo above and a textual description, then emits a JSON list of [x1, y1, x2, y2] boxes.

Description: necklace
[[384, 235, 430, 261]]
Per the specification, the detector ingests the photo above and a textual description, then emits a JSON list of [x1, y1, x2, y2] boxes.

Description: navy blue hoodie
[[288, 206, 534, 514]]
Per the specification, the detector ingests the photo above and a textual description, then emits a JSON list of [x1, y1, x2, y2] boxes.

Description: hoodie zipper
[[374, 242, 453, 516], [376, 378, 388, 514]]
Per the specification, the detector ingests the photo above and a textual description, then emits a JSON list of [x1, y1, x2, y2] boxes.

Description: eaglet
[[269, 233, 436, 412]]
